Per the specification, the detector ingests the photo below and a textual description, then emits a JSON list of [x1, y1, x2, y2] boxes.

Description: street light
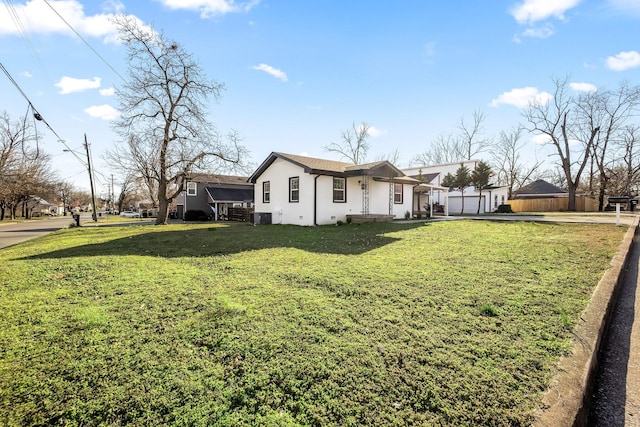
[[62, 134, 98, 222]]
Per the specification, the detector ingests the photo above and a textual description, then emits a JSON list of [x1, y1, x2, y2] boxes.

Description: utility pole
[[84, 133, 98, 222], [111, 174, 115, 212]]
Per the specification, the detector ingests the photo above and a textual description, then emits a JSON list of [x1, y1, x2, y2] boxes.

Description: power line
[[0, 61, 86, 167], [42, 0, 126, 83]]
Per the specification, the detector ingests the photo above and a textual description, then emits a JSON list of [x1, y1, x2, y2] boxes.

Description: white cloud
[[159, 0, 260, 18], [100, 87, 115, 96], [366, 125, 385, 137], [510, 0, 582, 25], [490, 87, 553, 108], [608, 0, 640, 13], [570, 82, 597, 92], [84, 104, 120, 120], [519, 24, 554, 40], [55, 76, 101, 94], [606, 51, 640, 71], [251, 64, 288, 82], [531, 133, 552, 144], [20, 71, 32, 78], [0, 0, 137, 43]]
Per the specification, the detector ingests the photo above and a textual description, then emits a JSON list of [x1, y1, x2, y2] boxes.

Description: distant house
[[403, 161, 509, 215], [509, 179, 597, 212], [512, 179, 568, 199], [175, 174, 254, 221], [28, 196, 61, 217], [248, 152, 418, 225]]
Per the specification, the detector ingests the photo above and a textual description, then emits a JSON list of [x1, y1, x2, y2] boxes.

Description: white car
[[120, 211, 141, 218]]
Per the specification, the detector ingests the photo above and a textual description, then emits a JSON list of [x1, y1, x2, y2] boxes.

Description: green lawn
[[0, 220, 627, 426]]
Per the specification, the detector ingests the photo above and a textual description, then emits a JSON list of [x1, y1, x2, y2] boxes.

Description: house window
[[289, 177, 299, 202], [263, 181, 270, 203], [494, 195, 498, 208], [501, 195, 505, 205], [186, 182, 197, 196], [333, 177, 346, 202], [394, 183, 403, 204]]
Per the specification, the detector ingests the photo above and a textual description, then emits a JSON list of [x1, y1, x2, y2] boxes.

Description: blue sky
[[1, 0, 640, 193]]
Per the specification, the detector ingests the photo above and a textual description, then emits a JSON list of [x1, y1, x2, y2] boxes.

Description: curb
[[533, 216, 640, 426]]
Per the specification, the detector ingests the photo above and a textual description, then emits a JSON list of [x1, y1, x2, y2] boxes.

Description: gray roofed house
[[175, 174, 254, 221], [512, 179, 568, 199]]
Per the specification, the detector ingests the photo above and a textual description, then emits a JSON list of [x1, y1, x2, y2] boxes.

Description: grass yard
[[0, 220, 627, 426]]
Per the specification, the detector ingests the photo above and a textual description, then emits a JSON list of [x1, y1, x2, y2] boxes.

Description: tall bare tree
[[324, 122, 371, 164], [108, 15, 246, 225], [412, 134, 461, 165], [457, 109, 492, 160], [578, 81, 640, 209], [523, 75, 599, 211], [492, 126, 543, 199], [413, 110, 490, 166]]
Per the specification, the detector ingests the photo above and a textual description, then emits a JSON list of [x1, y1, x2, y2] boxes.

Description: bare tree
[[413, 110, 490, 166], [0, 111, 46, 220], [108, 15, 246, 225], [492, 126, 543, 199], [578, 81, 640, 209], [54, 180, 75, 216], [457, 109, 491, 160], [412, 134, 461, 165], [375, 148, 402, 165], [523, 75, 599, 211], [324, 122, 371, 164]]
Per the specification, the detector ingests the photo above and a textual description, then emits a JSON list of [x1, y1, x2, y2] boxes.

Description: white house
[[248, 152, 418, 226], [403, 160, 509, 215]]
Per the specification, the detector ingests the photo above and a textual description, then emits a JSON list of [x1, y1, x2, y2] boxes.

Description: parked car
[[120, 211, 141, 218]]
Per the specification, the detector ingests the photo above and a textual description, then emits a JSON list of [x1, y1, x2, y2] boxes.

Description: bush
[[184, 210, 208, 221], [496, 204, 513, 213], [404, 211, 411, 220]]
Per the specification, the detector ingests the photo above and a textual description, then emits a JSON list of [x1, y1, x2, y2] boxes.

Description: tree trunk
[[156, 180, 169, 225], [567, 184, 577, 211], [477, 189, 482, 214]]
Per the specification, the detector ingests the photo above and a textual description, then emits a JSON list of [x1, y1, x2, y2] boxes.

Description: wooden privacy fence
[[508, 197, 598, 212]]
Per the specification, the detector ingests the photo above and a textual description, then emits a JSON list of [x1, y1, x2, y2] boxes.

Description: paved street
[[0, 215, 82, 249]]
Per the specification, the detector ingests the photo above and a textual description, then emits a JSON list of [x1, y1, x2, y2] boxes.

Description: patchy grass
[[0, 220, 627, 426]]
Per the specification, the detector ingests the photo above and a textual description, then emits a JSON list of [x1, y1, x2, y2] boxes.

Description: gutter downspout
[[314, 175, 319, 226]]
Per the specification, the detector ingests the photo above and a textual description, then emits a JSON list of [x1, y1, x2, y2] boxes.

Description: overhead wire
[[2, 0, 129, 192], [2, 0, 49, 78], [42, 0, 127, 83]]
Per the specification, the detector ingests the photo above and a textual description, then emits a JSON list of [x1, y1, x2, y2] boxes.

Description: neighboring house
[[509, 179, 597, 212], [248, 152, 417, 226], [403, 161, 509, 215], [175, 174, 254, 220], [512, 179, 568, 199], [28, 196, 59, 217]]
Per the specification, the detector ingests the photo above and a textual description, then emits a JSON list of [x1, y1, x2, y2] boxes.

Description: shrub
[[184, 210, 208, 221], [404, 211, 411, 220], [496, 204, 513, 213]]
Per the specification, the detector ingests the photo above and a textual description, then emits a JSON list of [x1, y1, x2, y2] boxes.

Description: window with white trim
[[289, 177, 299, 202], [263, 181, 270, 203], [186, 182, 197, 196], [394, 183, 403, 204], [333, 177, 346, 202]]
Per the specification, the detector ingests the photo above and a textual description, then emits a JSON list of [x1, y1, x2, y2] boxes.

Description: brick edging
[[533, 216, 640, 426]]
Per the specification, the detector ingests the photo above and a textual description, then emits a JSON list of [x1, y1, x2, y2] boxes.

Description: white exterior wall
[[252, 158, 311, 225], [253, 158, 416, 225], [447, 186, 510, 214]]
